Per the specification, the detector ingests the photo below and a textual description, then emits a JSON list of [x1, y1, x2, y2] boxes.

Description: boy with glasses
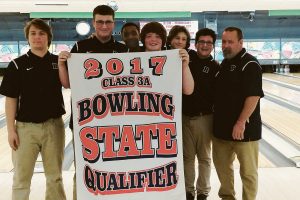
[[57, 5, 127, 200], [58, 4, 127, 89], [182, 28, 219, 200]]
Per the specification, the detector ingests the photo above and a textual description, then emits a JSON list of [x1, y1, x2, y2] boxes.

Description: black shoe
[[197, 194, 207, 200], [186, 192, 195, 200]]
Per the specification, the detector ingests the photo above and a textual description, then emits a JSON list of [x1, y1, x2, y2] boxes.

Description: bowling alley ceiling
[[0, 0, 299, 12]]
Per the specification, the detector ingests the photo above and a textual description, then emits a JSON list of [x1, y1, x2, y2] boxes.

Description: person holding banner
[[121, 22, 141, 52], [58, 5, 128, 200], [168, 27, 219, 200], [166, 25, 191, 50], [67, 26, 193, 199], [140, 22, 194, 95], [0, 18, 66, 200], [58, 4, 127, 90]]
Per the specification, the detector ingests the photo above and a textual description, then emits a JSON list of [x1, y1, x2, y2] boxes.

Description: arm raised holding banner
[[140, 21, 194, 95], [179, 48, 194, 95], [58, 51, 71, 88]]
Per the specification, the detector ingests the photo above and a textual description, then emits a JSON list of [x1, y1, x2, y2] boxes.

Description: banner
[[68, 49, 185, 200]]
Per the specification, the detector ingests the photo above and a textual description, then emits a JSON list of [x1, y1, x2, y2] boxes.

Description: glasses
[[95, 20, 114, 26], [197, 40, 214, 46]]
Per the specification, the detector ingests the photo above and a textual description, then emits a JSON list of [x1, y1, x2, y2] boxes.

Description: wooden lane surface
[[261, 98, 300, 146], [263, 80, 300, 105], [262, 75, 300, 146], [263, 73, 300, 86], [0, 89, 72, 172]]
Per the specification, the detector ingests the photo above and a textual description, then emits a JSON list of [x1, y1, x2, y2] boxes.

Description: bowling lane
[[261, 98, 300, 146], [263, 80, 300, 105], [263, 73, 300, 86]]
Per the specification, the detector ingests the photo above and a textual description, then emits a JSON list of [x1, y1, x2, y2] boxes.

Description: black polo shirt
[[71, 36, 128, 54], [183, 49, 219, 116], [213, 48, 264, 141], [69, 36, 128, 129], [0, 50, 65, 123]]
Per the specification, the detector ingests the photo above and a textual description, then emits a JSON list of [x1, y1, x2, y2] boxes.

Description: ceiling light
[[107, 1, 118, 11], [249, 12, 255, 22], [76, 21, 90, 36]]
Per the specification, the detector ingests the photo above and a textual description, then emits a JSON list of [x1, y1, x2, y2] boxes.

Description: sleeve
[[0, 61, 21, 98], [70, 42, 79, 53], [242, 61, 264, 98]]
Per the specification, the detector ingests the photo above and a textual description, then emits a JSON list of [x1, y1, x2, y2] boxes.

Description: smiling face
[[122, 25, 140, 43], [195, 35, 214, 58], [121, 25, 140, 50], [170, 32, 188, 49], [92, 14, 115, 42], [27, 25, 49, 51], [144, 33, 162, 51]]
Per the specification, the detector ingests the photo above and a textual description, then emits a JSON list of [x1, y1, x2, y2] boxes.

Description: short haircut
[[140, 22, 167, 48], [93, 5, 115, 20], [166, 25, 191, 49], [24, 18, 52, 47], [195, 28, 217, 44], [224, 26, 243, 40], [121, 22, 140, 35]]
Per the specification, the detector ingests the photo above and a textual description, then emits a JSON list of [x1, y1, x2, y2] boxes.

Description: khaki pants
[[212, 137, 259, 200], [12, 117, 66, 200], [182, 114, 213, 196]]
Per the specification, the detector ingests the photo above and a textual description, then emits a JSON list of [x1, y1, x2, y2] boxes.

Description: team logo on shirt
[[202, 66, 209, 73], [230, 65, 236, 71], [52, 63, 58, 69]]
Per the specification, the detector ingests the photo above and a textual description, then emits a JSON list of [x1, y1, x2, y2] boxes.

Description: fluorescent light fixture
[[35, 1, 68, 6], [76, 21, 90, 36]]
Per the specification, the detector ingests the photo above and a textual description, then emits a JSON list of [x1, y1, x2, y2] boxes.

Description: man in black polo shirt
[[213, 27, 264, 200], [0, 19, 66, 200], [182, 28, 219, 200], [58, 5, 127, 200]]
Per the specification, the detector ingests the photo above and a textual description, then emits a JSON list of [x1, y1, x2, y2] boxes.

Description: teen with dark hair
[[0, 18, 66, 200], [58, 5, 128, 200], [140, 21, 194, 95], [182, 28, 219, 200], [121, 22, 141, 52], [140, 22, 167, 51], [166, 25, 191, 49]]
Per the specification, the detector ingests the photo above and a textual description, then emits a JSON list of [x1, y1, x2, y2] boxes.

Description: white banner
[[68, 49, 185, 200]]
